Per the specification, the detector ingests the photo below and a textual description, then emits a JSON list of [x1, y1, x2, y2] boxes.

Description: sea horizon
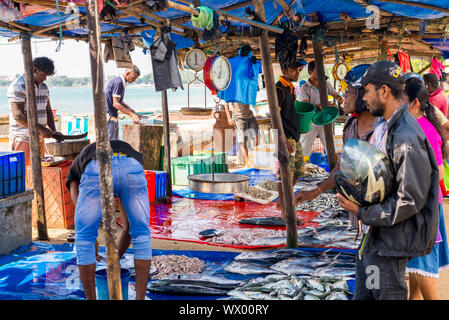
[[0, 85, 217, 116]]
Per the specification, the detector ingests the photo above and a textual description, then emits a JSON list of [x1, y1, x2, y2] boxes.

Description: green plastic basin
[[312, 107, 339, 126], [294, 101, 316, 133]]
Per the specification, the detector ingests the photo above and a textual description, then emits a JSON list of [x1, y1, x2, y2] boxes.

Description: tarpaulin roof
[[0, 0, 448, 56]]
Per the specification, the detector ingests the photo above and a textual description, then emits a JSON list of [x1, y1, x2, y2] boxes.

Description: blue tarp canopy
[[0, 1, 448, 56]]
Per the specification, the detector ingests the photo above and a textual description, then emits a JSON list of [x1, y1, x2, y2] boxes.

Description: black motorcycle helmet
[[334, 138, 395, 206]]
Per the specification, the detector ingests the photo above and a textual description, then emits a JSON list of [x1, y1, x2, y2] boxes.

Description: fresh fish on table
[[224, 260, 278, 275], [150, 274, 244, 290], [269, 258, 318, 275], [238, 216, 302, 227], [147, 282, 229, 296], [228, 274, 353, 300], [199, 229, 223, 238], [248, 236, 287, 247]]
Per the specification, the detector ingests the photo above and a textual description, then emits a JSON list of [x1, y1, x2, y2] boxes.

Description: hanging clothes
[[103, 35, 134, 68], [430, 57, 445, 80], [397, 50, 411, 73], [218, 47, 262, 106], [150, 29, 183, 92]]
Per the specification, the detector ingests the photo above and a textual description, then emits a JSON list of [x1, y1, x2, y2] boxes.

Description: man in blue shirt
[[105, 65, 142, 140]]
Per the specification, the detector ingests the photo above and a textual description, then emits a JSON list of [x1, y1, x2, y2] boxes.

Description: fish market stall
[[0, 242, 356, 300]]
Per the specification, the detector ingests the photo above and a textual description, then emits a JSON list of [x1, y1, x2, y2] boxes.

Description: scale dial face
[[210, 56, 232, 91], [185, 48, 207, 71], [334, 63, 349, 81]]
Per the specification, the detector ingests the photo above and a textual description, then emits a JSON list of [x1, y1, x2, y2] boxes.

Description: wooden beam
[[20, 32, 49, 241], [253, 0, 299, 248], [418, 62, 432, 75], [166, 0, 284, 34], [161, 90, 172, 199], [374, 0, 449, 15], [271, 0, 296, 26], [312, 37, 337, 172], [86, 0, 122, 300]]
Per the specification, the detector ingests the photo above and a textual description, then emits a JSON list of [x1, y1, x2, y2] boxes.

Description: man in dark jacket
[[336, 61, 439, 300]]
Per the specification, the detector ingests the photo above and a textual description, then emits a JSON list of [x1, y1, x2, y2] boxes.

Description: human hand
[[285, 139, 294, 155], [295, 188, 321, 205], [336, 193, 359, 215], [40, 127, 53, 138], [51, 131, 64, 142], [131, 113, 142, 124]]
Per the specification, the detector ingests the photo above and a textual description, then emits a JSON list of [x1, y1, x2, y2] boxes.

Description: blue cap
[[404, 72, 424, 83], [296, 59, 307, 67], [344, 64, 371, 88]]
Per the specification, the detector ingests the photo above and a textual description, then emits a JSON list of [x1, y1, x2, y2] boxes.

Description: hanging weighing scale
[[188, 54, 249, 194], [181, 47, 211, 116], [332, 61, 349, 81]]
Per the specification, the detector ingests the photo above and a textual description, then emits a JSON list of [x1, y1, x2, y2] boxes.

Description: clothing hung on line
[[104, 35, 135, 68], [150, 31, 183, 92], [217, 51, 262, 106]]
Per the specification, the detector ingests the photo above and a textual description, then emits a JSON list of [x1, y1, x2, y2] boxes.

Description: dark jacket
[[358, 104, 439, 258], [276, 81, 300, 142]]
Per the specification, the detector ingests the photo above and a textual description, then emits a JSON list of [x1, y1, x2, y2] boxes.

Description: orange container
[[27, 161, 74, 229]]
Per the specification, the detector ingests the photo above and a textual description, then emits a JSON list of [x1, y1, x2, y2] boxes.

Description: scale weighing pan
[[188, 173, 250, 194]]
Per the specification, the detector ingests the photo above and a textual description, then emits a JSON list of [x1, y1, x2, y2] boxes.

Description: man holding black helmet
[[336, 61, 440, 300]]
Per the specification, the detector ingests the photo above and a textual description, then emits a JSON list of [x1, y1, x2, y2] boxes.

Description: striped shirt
[[7, 75, 49, 142]]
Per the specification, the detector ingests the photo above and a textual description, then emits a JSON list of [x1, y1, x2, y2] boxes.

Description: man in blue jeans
[[105, 65, 142, 140], [66, 140, 152, 300]]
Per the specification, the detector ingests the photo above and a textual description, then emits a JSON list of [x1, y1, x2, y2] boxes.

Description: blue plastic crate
[[0, 151, 25, 198], [153, 171, 167, 199]]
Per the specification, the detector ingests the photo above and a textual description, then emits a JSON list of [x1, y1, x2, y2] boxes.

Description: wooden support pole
[[161, 90, 172, 199], [253, 0, 297, 248], [86, 0, 122, 300], [312, 38, 337, 172], [380, 40, 389, 60], [20, 32, 48, 241]]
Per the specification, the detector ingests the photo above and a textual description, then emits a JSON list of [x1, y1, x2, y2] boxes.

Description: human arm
[[295, 163, 339, 204], [113, 97, 141, 124], [10, 101, 54, 138], [69, 180, 80, 205], [224, 102, 234, 128]]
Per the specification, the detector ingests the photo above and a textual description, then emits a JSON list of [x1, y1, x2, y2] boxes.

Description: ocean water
[[0, 86, 217, 115]]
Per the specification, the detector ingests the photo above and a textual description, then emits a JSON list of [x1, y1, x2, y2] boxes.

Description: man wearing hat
[[274, 60, 306, 213], [294, 64, 378, 231], [297, 60, 344, 157], [336, 61, 439, 300]]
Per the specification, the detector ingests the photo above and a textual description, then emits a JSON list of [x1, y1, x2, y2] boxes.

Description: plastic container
[[0, 151, 25, 198], [309, 152, 322, 165], [312, 107, 339, 126], [171, 155, 204, 186], [144, 170, 156, 203], [95, 268, 130, 300], [294, 101, 316, 133], [154, 171, 167, 199]]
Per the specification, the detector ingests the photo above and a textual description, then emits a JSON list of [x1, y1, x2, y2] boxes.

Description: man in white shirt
[[297, 61, 343, 156], [7, 56, 63, 168]]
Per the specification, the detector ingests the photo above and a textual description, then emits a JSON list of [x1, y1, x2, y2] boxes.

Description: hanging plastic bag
[[0, 0, 22, 21]]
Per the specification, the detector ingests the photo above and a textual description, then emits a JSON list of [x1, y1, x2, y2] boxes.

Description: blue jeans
[[75, 155, 152, 265], [108, 120, 119, 140]]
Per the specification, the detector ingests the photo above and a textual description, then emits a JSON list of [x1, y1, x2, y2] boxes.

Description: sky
[[0, 38, 153, 78]]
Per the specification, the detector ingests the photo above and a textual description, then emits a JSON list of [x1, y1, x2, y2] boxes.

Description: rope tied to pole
[[55, 0, 63, 52]]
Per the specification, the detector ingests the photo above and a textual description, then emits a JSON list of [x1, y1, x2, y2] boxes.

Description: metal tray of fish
[[235, 185, 278, 205]]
